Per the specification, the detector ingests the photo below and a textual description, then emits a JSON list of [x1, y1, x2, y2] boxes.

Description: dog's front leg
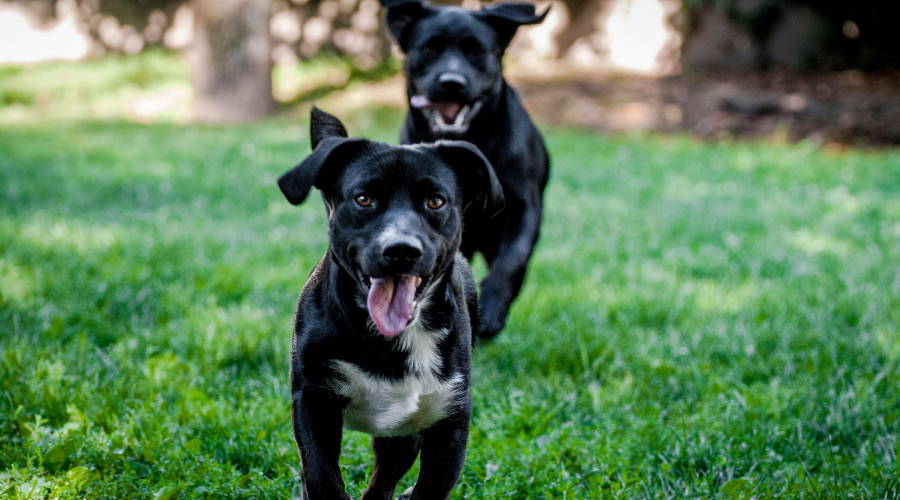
[[361, 436, 422, 500], [478, 190, 542, 338], [405, 414, 470, 500], [293, 388, 352, 500]]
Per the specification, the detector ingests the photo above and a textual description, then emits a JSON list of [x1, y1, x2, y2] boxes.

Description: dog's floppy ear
[[381, 0, 432, 50], [278, 108, 367, 205], [431, 140, 505, 217], [478, 2, 550, 51]]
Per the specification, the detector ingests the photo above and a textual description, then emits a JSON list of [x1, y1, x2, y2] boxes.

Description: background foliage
[[682, 0, 900, 70], [15, 0, 900, 70]]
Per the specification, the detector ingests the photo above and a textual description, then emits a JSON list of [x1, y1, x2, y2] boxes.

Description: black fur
[[279, 108, 502, 500], [383, 0, 551, 339]]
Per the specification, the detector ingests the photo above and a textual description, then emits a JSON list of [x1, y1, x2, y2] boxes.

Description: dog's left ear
[[381, 0, 433, 51], [278, 137, 369, 205], [278, 108, 368, 205], [310, 106, 348, 149], [431, 141, 505, 217], [478, 2, 550, 52]]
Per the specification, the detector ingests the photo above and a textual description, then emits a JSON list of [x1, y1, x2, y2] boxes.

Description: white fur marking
[[397, 281, 447, 375], [330, 359, 462, 437], [330, 282, 462, 436]]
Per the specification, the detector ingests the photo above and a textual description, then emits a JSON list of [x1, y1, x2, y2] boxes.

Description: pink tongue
[[410, 94, 431, 108], [367, 276, 418, 337]]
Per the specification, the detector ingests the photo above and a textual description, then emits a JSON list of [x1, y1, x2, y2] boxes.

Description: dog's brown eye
[[426, 195, 446, 210], [355, 194, 373, 207]]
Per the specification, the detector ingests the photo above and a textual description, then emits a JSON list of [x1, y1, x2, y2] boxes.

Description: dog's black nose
[[438, 73, 467, 92], [383, 238, 423, 263]]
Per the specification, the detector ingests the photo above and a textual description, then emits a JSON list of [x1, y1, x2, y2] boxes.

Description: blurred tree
[[7, 0, 276, 121], [191, 0, 275, 122], [555, 0, 608, 56]]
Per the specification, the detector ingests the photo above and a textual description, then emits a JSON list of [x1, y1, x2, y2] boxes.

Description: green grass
[[0, 51, 190, 122], [1, 55, 899, 499]]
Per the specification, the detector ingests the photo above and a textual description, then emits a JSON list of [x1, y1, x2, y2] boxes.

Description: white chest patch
[[328, 318, 463, 437]]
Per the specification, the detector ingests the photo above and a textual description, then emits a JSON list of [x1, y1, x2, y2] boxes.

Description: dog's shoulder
[[451, 251, 478, 335], [294, 256, 330, 334], [493, 85, 549, 158], [451, 252, 476, 296], [291, 256, 355, 377]]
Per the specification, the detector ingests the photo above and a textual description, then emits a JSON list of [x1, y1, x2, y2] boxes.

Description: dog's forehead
[[414, 8, 495, 41], [344, 146, 454, 184]]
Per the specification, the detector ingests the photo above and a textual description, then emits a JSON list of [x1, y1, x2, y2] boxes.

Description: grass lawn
[[1, 55, 899, 499]]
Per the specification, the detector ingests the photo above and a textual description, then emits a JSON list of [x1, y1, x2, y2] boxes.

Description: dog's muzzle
[[363, 235, 431, 337]]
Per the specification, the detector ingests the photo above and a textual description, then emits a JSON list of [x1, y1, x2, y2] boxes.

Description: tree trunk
[[191, 0, 275, 123], [557, 0, 609, 57]]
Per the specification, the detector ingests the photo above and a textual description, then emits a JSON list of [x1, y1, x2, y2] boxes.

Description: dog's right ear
[[278, 108, 366, 205], [431, 140, 505, 217], [478, 2, 550, 52], [381, 0, 432, 50]]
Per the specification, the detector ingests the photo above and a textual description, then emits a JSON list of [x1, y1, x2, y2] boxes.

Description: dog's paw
[[397, 486, 414, 500], [477, 290, 510, 339], [477, 308, 505, 339]]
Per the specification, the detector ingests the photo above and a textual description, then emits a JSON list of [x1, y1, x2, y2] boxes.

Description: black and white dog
[[382, 0, 550, 339], [278, 108, 503, 500]]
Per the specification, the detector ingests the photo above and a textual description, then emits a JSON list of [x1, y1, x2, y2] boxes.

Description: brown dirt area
[[513, 70, 900, 146]]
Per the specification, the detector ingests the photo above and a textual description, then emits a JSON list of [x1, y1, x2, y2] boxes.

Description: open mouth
[[411, 95, 482, 133], [365, 274, 426, 337]]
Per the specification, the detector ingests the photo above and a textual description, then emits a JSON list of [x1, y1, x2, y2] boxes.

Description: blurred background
[[2, 0, 900, 144]]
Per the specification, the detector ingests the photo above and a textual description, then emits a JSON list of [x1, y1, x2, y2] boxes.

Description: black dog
[[382, 0, 550, 339], [278, 108, 503, 500]]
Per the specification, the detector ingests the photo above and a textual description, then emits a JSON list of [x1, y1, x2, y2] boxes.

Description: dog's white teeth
[[451, 107, 466, 128], [433, 108, 468, 132], [429, 102, 481, 132], [415, 277, 422, 287]]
